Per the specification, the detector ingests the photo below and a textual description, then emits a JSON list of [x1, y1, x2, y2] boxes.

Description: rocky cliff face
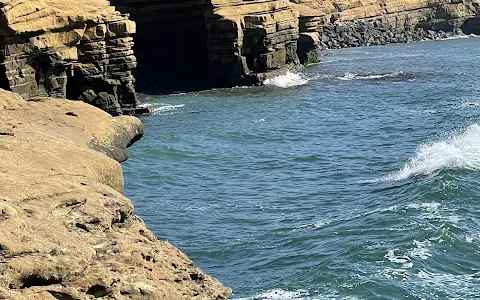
[[112, 0, 305, 91], [1, 0, 479, 105], [292, 0, 480, 49], [0, 89, 232, 299], [206, 0, 301, 86], [0, 0, 140, 115]]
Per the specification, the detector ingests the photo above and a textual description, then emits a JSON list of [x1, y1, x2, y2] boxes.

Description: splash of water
[[385, 123, 480, 181], [264, 71, 309, 88]]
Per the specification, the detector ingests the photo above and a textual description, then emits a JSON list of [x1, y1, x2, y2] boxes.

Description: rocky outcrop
[[292, 0, 480, 50], [206, 0, 301, 86], [0, 89, 232, 299], [112, 0, 303, 91], [4, 0, 478, 98], [0, 0, 142, 115], [316, 19, 448, 49]]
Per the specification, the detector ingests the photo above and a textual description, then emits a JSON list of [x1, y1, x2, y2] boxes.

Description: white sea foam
[[405, 202, 441, 213], [234, 289, 310, 300], [440, 33, 479, 41], [385, 239, 433, 269], [336, 71, 406, 81], [415, 270, 480, 297], [263, 71, 309, 88], [408, 240, 432, 260], [385, 250, 413, 268], [139, 103, 185, 114], [233, 289, 357, 300], [382, 123, 480, 181]]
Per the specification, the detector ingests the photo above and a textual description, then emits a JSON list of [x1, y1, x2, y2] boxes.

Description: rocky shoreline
[[1, 1, 480, 299], [1, 0, 479, 111], [317, 20, 450, 50], [0, 90, 232, 299]]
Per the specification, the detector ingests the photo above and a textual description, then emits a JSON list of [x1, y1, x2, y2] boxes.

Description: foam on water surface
[[378, 123, 480, 181], [336, 71, 408, 81], [234, 289, 310, 300], [263, 71, 309, 88], [234, 289, 358, 300], [139, 102, 185, 114]]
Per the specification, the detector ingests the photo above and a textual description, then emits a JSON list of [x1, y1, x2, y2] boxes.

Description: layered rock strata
[[293, 0, 480, 50], [112, 0, 304, 91], [0, 89, 232, 299], [316, 20, 448, 50], [207, 0, 302, 86], [0, 0, 141, 115]]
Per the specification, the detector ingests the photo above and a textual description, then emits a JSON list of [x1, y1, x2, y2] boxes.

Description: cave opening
[[112, 1, 214, 94], [0, 37, 10, 91], [461, 17, 480, 35]]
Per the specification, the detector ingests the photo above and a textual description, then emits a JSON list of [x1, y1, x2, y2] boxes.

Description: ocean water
[[123, 37, 480, 299]]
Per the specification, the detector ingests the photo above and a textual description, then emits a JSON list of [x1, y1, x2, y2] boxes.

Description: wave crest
[[385, 123, 480, 181]]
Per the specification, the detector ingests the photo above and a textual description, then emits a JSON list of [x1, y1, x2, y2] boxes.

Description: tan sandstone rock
[[0, 89, 232, 299], [0, 0, 139, 115], [292, 0, 480, 31]]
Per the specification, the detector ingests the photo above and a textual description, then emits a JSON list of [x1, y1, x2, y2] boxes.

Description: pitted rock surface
[[0, 0, 139, 115], [0, 89, 232, 300]]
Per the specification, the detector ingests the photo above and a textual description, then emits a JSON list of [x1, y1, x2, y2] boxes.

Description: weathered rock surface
[[292, 0, 480, 50], [0, 89, 232, 299], [0, 0, 140, 115], [112, 0, 304, 91], [3, 0, 478, 97]]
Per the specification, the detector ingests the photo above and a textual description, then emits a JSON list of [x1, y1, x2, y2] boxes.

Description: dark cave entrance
[[112, 2, 213, 93], [461, 17, 480, 35]]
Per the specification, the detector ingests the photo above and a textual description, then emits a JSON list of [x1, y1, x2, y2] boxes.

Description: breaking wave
[[384, 123, 480, 181], [264, 71, 309, 88]]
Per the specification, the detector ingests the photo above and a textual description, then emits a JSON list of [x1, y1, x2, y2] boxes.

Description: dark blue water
[[124, 37, 480, 299]]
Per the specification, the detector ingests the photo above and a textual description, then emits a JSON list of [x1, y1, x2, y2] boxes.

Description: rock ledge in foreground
[[0, 89, 232, 300]]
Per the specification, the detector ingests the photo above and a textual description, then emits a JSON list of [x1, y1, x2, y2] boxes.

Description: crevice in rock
[[111, 209, 130, 227], [48, 291, 78, 300], [20, 274, 62, 289], [86, 284, 110, 298], [75, 222, 90, 232]]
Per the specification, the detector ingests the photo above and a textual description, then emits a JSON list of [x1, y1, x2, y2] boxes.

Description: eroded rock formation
[[0, 0, 140, 115], [0, 89, 232, 299], [112, 0, 305, 91], [2, 0, 480, 103], [292, 0, 480, 49]]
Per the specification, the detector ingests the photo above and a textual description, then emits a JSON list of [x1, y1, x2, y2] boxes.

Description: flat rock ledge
[[0, 90, 232, 300]]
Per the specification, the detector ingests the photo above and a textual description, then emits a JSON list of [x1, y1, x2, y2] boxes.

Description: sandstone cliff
[[2, 0, 480, 100], [0, 89, 232, 299], [292, 0, 480, 49], [0, 0, 140, 115], [112, 0, 305, 90]]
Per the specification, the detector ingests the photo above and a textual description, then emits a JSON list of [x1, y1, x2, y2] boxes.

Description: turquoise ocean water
[[124, 36, 480, 299]]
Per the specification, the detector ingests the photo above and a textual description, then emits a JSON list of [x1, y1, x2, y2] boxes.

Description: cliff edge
[[292, 0, 480, 49], [0, 90, 232, 299], [0, 0, 140, 115]]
